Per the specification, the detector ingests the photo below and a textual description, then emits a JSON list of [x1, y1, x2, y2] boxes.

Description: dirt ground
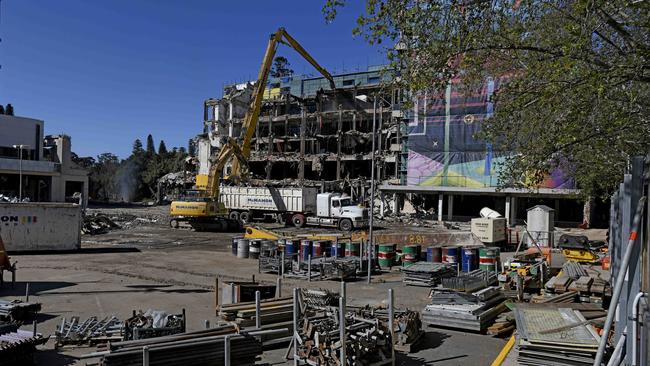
[[3, 204, 572, 365]]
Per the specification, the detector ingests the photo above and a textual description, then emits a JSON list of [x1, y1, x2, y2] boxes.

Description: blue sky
[[0, 0, 384, 158]]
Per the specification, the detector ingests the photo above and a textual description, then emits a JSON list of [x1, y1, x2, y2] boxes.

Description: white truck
[[220, 186, 368, 231]]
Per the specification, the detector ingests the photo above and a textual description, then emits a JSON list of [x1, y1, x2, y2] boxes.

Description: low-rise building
[[0, 114, 88, 205]]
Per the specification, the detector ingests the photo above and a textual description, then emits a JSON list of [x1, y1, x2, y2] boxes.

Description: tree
[[146, 134, 156, 155], [324, 0, 650, 198], [188, 138, 196, 156], [132, 139, 144, 156], [158, 140, 168, 155], [270, 56, 293, 78]]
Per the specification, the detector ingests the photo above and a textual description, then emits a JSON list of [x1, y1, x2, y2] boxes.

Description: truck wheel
[[291, 214, 305, 228], [276, 213, 287, 225], [339, 219, 353, 232], [239, 211, 251, 224], [229, 211, 240, 222], [169, 219, 179, 229]]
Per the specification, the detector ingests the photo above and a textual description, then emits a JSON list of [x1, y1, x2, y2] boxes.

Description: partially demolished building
[[195, 67, 594, 226], [196, 66, 405, 200]]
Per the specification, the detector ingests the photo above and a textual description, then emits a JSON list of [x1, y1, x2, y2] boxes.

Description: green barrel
[[345, 242, 360, 257], [401, 245, 419, 267], [479, 247, 500, 272], [378, 244, 396, 268]]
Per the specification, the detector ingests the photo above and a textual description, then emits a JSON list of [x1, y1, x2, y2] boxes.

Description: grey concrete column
[[437, 194, 443, 222], [447, 194, 454, 221]]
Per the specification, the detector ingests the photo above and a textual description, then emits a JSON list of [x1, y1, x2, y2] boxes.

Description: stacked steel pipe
[[0, 329, 47, 366]]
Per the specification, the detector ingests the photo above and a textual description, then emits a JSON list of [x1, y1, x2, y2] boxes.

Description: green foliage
[[325, 0, 650, 198], [270, 56, 294, 78], [146, 134, 156, 155], [158, 140, 168, 155], [85, 135, 189, 202]]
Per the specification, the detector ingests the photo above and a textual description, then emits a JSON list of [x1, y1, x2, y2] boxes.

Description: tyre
[[291, 214, 305, 228], [339, 218, 353, 232], [239, 211, 251, 224], [169, 219, 179, 229], [229, 211, 240, 222]]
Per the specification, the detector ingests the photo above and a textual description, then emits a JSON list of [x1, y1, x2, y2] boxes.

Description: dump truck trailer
[[220, 186, 368, 231]]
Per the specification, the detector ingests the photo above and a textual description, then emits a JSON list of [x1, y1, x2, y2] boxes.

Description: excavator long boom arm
[[208, 27, 335, 197]]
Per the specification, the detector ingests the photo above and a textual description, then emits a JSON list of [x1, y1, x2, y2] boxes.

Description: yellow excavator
[[169, 28, 335, 231]]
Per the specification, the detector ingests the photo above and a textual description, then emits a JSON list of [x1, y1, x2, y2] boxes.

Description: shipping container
[[0, 203, 81, 251]]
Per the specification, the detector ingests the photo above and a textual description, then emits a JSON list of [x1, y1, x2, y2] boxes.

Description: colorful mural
[[406, 78, 574, 189]]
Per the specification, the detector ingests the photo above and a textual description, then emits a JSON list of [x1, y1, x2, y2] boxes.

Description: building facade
[[0, 114, 88, 205]]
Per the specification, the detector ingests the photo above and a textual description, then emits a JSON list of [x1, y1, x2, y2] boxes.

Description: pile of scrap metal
[[55, 316, 123, 348], [89, 325, 264, 366], [350, 305, 424, 353], [292, 257, 358, 281], [0, 299, 41, 323], [0, 323, 47, 366], [440, 268, 498, 292], [513, 304, 605, 365], [543, 261, 610, 303], [401, 262, 456, 287], [295, 308, 393, 365], [123, 309, 185, 341], [421, 287, 507, 332], [217, 297, 294, 346], [82, 213, 121, 235], [0, 234, 16, 287]]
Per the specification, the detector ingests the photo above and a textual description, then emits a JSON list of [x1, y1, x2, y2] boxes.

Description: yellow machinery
[[243, 225, 365, 242], [170, 28, 335, 230]]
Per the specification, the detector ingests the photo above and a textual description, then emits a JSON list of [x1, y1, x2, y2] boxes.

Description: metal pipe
[[281, 251, 285, 277], [293, 288, 299, 366], [606, 329, 626, 366], [388, 288, 395, 366], [224, 335, 231, 366], [276, 278, 282, 298], [143, 345, 150, 366], [25, 282, 29, 303], [339, 295, 346, 366], [631, 292, 647, 366], [255, 290, 261, 329], [594, 196, 647, 366], [368, 96, 377, 284], [308, 254, 312, 282]]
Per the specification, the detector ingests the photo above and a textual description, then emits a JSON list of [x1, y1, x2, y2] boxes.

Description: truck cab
[[312, 193, 369, 231]]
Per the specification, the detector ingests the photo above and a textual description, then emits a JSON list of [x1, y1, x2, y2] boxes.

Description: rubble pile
[[0, 194, 30, 203], [82, 214, 121, 235]]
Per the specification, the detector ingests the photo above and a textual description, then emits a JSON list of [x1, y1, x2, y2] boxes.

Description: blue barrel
[[461, 247, 478, 272], [426, 247, 442, 262], [285, 240, 296, 256], [301, 240, 312, 260], [331, 242, 345, 258]]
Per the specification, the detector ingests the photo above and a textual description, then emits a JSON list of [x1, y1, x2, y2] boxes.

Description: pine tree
[[146, 134, 155, 155], [188, 139, 196, 156], [132, 139, 144, 156], [158, 140, 168, 155]]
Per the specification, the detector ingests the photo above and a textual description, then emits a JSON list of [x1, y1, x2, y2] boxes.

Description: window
[[342, 79, 355, 86], [368, 76, 381, 84], [332, 200, 340, 208]]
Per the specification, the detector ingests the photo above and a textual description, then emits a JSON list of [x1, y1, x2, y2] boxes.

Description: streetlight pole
[[12, 144, 28, 201], [367, 95, 377, 284]]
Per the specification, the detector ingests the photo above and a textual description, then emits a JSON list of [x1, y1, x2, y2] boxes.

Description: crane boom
[[209, 27, 335, 196]]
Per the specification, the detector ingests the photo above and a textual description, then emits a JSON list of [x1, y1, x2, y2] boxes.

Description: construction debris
[[401, 262, 456, 287], [123, 309, 186, 341], [0, 328, 47, 366], [55, 316, 123, 347], [96, 326, 264, 366], [421, 288, 507, 332], [440, 269, 499, 292], [0, 300, 41, 323], [82, 214, 121, 235], [514, 304, 603, 365]]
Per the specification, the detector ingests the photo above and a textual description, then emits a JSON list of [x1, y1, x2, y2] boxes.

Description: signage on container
[[1, 215, 38, 225]]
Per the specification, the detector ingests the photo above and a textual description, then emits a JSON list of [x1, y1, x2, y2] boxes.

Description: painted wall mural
[[406, 78, 574, 189]]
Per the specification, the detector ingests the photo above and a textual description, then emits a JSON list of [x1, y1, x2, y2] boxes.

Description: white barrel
[[480, 207, 502, 218], [237, 238, 250, 258], [249, 240, 261, 259]]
